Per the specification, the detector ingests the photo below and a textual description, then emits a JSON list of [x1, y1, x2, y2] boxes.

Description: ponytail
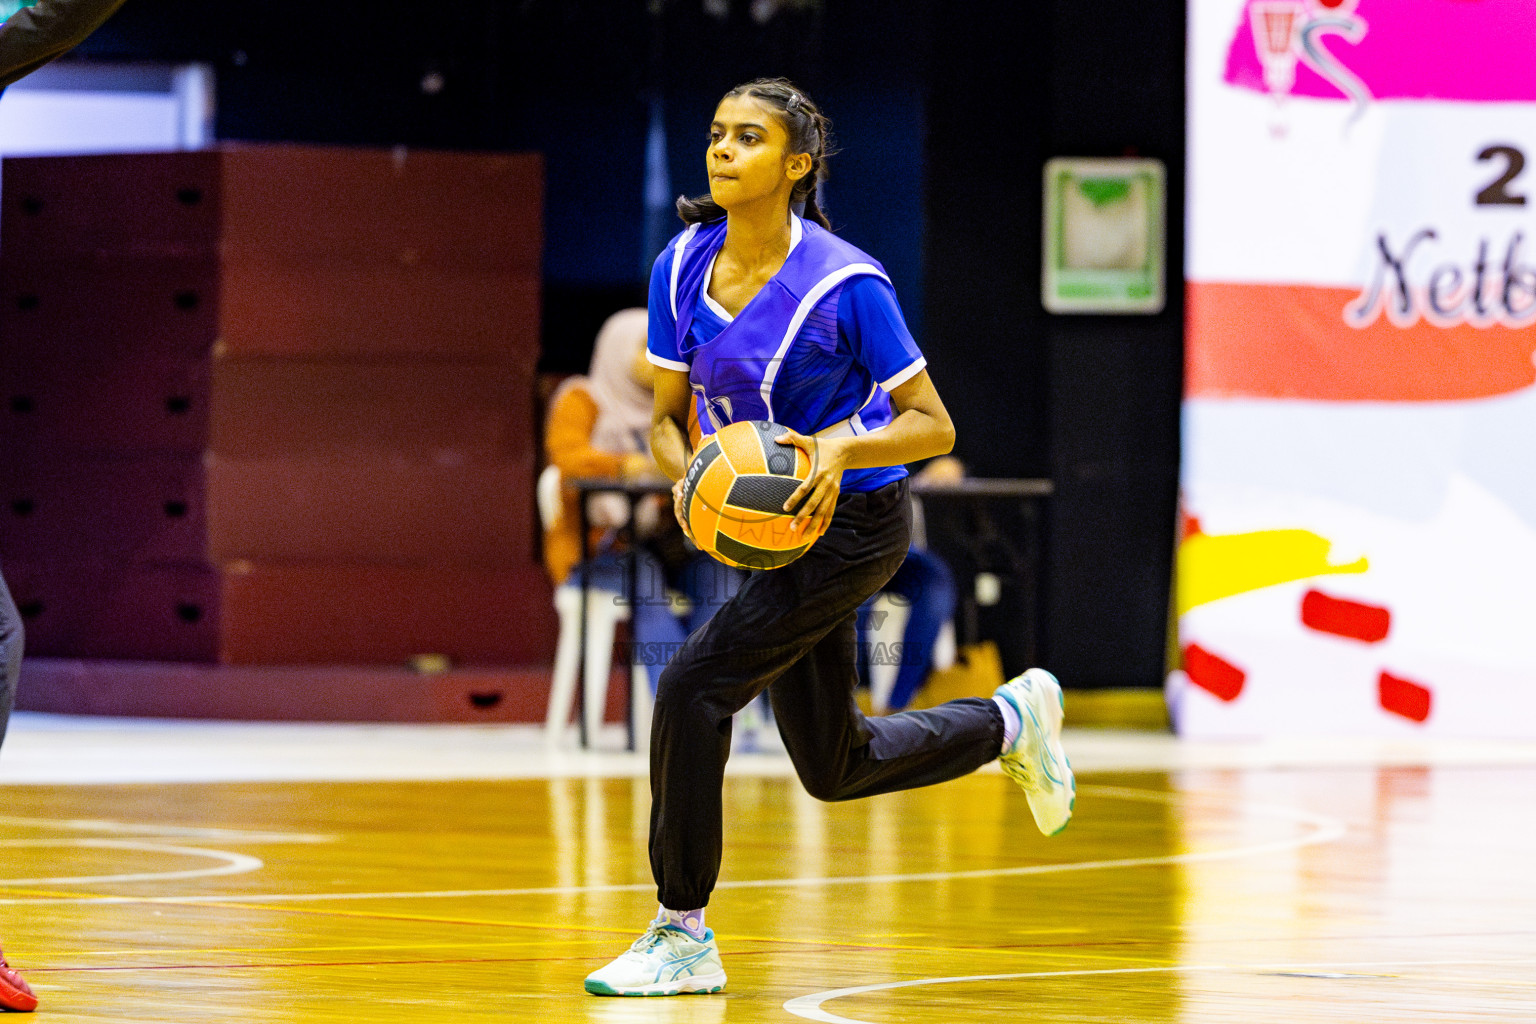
[[798, 181, 832, 231], [675, 192, 727, 226]]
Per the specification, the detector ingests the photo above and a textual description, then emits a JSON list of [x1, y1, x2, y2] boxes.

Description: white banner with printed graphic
[[1175, 0, 1536, 736]]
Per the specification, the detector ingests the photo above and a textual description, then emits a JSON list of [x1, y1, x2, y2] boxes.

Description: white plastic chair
[[865, 591, 909, 715], [865, 593, 957, 715], [540, 464, 652, 749]]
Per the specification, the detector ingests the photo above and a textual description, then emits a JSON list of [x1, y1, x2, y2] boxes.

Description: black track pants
[[0, 568, 20, 748], [648, 479, 1005, 910]]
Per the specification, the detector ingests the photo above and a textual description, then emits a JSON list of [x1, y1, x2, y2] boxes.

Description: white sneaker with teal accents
[[995, 668, 1075, 836], [584, 922, 727, 996]]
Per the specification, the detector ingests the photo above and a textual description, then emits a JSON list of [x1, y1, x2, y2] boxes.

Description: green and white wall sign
[[1042, 157, 1166, 314]]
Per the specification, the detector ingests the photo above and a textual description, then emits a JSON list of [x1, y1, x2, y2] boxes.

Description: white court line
[[0, 840, 262, 885], [0, 814, 331, 886], [0, 814, 332, 844], [0, 784, 1345, 905], [783, 959, 1536, 1024]]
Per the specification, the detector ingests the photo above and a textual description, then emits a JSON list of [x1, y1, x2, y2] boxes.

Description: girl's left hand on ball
[[777, 431, 847, 538], [672, 476, 695, 543]]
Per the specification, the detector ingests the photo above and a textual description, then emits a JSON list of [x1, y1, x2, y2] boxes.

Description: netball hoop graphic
[[1247, 0, 1371, 135], [1251, 1, 1305, 102]]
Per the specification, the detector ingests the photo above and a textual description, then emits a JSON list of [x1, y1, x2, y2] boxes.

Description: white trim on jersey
[[817, 413, 893, 440], [849, 381, 880, 434], [697, 218, 802, 325], [815, 418, 857, 439], [879, 356, 927, 393], [760, 261, 890, 421], [647, 351, 690, 372], [700, 252, 733, 322], [852, 417, 896, 439], [668, 222, 701, 321]]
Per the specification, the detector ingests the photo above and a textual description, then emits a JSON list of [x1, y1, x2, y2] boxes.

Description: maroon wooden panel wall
[[0, 146, 556, 671]]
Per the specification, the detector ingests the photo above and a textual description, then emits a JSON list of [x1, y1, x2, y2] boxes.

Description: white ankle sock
[[658, 905, 706, 939], [993, 695, 1022, 751]]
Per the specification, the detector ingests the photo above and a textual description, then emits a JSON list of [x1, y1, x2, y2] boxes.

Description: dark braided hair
[[677, 77, 834, 230]]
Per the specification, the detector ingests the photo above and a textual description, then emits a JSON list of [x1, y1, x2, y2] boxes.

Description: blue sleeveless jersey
[[647, 216, 926, 493]]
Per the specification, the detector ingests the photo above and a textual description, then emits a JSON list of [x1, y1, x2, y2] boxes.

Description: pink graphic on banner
[[1225, 0, 1536, 103]]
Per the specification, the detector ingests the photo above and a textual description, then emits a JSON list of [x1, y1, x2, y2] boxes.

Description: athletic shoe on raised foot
[[995, 668, 1075, 836], [584, 923, 726, 996], [0, 945, 37, 1012]]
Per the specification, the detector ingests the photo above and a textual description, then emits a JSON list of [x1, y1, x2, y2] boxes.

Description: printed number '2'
[[1476, 145, 1527, 206]]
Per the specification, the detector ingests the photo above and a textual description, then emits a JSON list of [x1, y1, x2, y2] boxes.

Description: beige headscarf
[[582, 308, 653, 455], [552, 308, 655, 530]]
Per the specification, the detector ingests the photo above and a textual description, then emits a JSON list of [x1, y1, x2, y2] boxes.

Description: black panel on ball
[[725, 475, 800, 517], [715, 532, 807, 571], [750, 419, 795, 475]]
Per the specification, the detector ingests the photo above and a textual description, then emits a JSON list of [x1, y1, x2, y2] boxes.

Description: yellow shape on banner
[[1177, 529, 1367, 615]]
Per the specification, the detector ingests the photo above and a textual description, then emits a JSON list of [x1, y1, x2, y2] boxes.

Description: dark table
[[909, 478, 1054, 665], [568, 475, 1053, 750]]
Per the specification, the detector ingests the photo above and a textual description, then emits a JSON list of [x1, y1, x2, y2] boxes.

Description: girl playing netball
[[585, 78, 1074, 997]]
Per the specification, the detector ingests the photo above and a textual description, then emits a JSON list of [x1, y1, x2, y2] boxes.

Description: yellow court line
[[122, 897, 648, 938], [23, 890, 1180, 965], [65, 938, 593, 958], [5, 884, 1180, 965], [0, 882, 638, 937], [732, 938, 1185, 970], [0, 886, 140, 900], [55, 935, 1174, 964], [15, 888, 1183, 970], [38, 943, 1184, 980]]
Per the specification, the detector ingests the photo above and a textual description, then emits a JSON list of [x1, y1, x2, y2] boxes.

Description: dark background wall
[[63, 0, 1183, 688]]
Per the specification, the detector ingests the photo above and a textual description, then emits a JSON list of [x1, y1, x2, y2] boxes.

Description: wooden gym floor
[[1, 714, 1534, 1022]]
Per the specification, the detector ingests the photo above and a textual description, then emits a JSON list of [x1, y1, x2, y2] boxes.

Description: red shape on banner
[[1379, 671, 1432, 723], [1185, 282, 1536, 402], [1183, 644, 1246, 702], [1300, 590, 1391, 643]]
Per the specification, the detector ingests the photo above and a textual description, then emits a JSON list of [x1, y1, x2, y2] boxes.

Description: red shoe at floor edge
[[0, 946, 37, 1012]]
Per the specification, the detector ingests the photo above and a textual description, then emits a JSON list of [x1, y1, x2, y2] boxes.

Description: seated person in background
[[543, 308, 744, 696], [856, 456, 963, 712]]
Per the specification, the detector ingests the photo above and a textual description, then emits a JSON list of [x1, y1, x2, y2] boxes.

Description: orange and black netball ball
[[680, 420, 830, 570]]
